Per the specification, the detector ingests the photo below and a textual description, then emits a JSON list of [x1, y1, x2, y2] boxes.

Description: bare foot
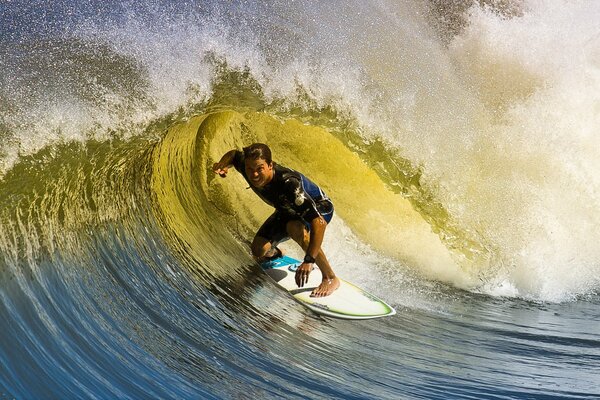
[[310, 277, 340, 297]]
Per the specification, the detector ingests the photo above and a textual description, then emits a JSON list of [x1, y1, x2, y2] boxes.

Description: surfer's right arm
[[213, 150, 239, 178]]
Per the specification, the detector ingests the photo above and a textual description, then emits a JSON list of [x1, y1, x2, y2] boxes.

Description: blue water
[[1, 1, 599, 399]]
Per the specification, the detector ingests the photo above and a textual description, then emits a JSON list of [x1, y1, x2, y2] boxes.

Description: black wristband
[[303, 254, 316, 264]]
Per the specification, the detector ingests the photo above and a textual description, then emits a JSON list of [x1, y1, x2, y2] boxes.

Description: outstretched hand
[[212, 163, 229, 178], [295, 262, 313, 287]]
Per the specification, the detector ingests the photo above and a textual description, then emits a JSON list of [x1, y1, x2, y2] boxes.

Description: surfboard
[[260, 255, 396, 320]]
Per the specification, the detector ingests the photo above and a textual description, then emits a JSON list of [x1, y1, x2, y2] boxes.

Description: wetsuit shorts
[[256, 200, 334, 245]]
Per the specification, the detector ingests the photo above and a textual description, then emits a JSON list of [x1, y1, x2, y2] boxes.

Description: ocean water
[[1, 1, 599, 398]]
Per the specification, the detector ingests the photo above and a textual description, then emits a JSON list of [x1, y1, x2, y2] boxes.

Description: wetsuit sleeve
[[283, 176, 320, 221], [231, 150, 245, 174]]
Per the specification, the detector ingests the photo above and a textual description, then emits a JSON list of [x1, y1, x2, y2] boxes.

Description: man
[[212, 143, 340, 297]]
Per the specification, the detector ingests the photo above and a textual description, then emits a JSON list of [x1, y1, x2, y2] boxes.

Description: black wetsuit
[[233, 151, 334, 244]]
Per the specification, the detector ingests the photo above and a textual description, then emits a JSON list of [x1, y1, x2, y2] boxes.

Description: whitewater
[[1, 1, 599, 398]]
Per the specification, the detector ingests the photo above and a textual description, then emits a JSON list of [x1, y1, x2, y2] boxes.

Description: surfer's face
[[245, 158, 274, 188]]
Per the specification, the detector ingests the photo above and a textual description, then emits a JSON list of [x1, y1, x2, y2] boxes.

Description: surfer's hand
[[295, 262, 313, 287], [212, 163, 229, 178]]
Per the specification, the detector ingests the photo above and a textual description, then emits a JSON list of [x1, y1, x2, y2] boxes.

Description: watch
[[303, 254, 316, 264]]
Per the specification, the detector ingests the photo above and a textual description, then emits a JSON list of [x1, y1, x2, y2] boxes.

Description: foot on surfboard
[[310, 276, 341, 298]]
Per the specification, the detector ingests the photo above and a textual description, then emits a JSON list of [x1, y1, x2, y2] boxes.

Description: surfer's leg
[[250, 236, 274, 260], [286, 220, 340, 297], [252, 212, 289, 261]]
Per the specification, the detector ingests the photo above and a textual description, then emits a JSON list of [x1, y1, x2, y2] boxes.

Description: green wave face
[[149, 109, 477, 287], [0, 103, 478, 292]]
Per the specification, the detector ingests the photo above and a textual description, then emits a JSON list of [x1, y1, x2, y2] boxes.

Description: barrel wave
[[1, 1, 599, 398]]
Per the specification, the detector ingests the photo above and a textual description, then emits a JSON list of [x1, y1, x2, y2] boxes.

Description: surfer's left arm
[[305, 215, 326, 262], [284, 176, 326, 260], [295, 215, 327, 287]]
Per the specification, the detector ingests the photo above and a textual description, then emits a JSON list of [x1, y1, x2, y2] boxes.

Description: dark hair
[[243, 143, 272, 164]]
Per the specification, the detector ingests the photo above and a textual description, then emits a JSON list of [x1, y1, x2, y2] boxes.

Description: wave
[[3, 3, 600, 398], [1, 0, 600, 303]]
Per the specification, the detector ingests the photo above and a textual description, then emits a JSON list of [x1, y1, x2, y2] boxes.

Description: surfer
[[213, 143, 340, 297]]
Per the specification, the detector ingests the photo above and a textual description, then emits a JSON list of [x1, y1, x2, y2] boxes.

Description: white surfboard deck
[[260, 255, 396, 320]]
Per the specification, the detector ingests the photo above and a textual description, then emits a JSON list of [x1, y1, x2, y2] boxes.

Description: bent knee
[[251, 238, 271, 259]]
